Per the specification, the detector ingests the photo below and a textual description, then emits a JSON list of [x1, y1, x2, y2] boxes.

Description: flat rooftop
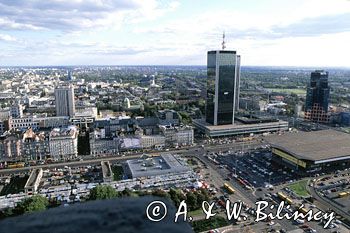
[[266, 129, 350, 162], [101, 161, 113, 179], [193, 118, 288, 137], [125, 154, 191, 178], [194, 118, 286, 130], [25, 168, 42, 188]]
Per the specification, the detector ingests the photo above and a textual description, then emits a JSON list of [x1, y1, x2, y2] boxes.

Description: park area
[[266, 88, 306, 95], [191, 216, 230, 233], [288, 179, 309, 197], [112, 166, 124, 181], [0, 175, 28, 196]]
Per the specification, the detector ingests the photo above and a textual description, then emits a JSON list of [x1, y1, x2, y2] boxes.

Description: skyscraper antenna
[[222, 31, 226, 50]]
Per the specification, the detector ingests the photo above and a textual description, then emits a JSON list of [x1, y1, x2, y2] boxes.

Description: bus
[[224, 183, 235, 194], [338, 192, 350, 198], [300, 207, 309, 215], [277, 192, 293, 205], [7, 162, 25, 169]]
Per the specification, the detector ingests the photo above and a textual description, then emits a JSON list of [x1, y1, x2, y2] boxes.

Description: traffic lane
[[0, 155, 142, 175], [0, 140, 261, 175], [193, 152, 297, 231], [192, 153, 254, 207], [214, 162, 297, 231], [218, 152, 296, 188]]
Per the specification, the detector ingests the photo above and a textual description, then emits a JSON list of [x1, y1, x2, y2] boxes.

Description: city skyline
[[0, 0, 349, 67]]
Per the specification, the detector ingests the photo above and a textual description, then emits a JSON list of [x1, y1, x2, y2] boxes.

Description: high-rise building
[[194, 37, 288, 137], [304, 70, 330, 123], [67, 70, 74, 81], [205, 50, 241, 125], [10, 103, 24, 118], [54, 85, 75, 117]]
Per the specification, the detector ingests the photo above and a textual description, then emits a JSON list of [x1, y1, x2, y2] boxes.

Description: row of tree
[[1, 195, 49, 218], [89, 185, 210, 211], [0, 185, 211, 219]]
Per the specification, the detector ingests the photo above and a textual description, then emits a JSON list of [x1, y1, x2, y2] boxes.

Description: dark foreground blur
[[0, 196, 193, 233]]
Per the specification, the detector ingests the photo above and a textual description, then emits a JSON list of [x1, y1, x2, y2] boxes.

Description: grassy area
[[112, 166, 124, 181], [340, 127, 350, 133], [187, 158, 199, 166], [288, 179, 309, 197], [191, 216, 230, 233], [0, 175, 28, 196], [267, 88, 306, 95], [188, 208, 204, 217]]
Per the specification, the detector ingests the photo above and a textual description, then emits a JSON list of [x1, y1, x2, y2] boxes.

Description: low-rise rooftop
[[266, 129, 350, 162], [125, 154, 191, 178]]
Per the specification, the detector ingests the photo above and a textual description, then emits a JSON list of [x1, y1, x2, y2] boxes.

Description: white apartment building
[[140, 135, 165, 149], [49, 126, 78, 159]]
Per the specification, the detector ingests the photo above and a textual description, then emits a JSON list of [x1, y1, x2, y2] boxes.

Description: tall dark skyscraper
[[304, 70, 330, 122], [205, 50, 241, 126]]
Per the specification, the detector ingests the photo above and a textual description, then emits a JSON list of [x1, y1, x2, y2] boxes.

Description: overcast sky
[[0, 0, 350, 67]]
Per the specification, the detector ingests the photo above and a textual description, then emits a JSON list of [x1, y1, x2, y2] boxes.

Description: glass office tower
[[304, 70, 330, 123], [206, 50, 241, 126], [305, 70, 330, 112]]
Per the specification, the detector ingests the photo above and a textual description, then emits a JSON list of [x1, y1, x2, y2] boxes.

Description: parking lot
[[216, 150, 298, 188], [314, 172, 350, 219]]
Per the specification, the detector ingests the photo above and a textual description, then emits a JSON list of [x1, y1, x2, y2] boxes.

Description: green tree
[[121, 188, 133, 197], [179, 112, 192, 125], [15, 195, 49, 214], [196, 189, 210, 208], [0, 207, 14, 218], [151, 189, 170, 199], [89, 185, 118, 200], [169, 188, 184, 207], [186, 192, 198, 211]]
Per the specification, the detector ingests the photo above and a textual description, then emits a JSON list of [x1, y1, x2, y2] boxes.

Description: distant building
[[89, 129, 119, 155], [21, 128, 49, 161], [159, 125, 194, 146], [55, 85, 75, 117], [239, 97, 260, 111], [49, 126, 78, 159], [24, 168, 43, 195], [336, 112, 350, 126], [101, 161, 113, 183], [67, 70, 74, 81], [0, 135, 21, 159], [8, 116, 70, 131], [124, 154, 191, 179], [156, 109, 179, 126], [206, 50, 241, 125], [267, 129, 350, 173], [0, 121, 6, 135], [0, 108, 10, 120], [140, 135, 165, 149], [70, 106, 97, 128], [94, 116, 135, 137], [10, 103, 24, 118], [194, 43, 288, 137], [123, 98, 131, 109], [304, 70, 330, 123]]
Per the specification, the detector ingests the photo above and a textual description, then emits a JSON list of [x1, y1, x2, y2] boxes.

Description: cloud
[[0, 0, 179, 31], [271, 13, 350, 38], [0, 33, 17, 42], [0, 0, 349, 66]]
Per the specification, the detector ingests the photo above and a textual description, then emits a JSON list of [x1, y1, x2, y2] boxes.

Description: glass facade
[[205, 50, 240, 126], [305, 70, 330, 112], [206, 51, 216, 125]]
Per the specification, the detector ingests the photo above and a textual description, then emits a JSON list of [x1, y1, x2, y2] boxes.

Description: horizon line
[[1, 65, 350, 69]]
